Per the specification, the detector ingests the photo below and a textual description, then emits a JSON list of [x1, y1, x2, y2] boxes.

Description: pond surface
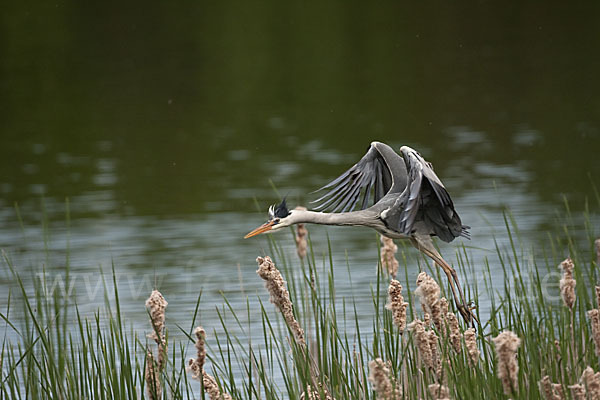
[[1, 1, 600, 362]]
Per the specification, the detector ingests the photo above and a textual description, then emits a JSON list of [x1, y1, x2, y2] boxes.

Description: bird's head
[[244, 198, 294, 238]]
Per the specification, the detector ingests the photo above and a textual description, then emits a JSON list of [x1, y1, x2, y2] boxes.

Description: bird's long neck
[[290, 209, 376, 227]]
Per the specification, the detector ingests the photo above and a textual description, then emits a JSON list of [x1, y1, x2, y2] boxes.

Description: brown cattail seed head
[[368, 358, 401, 400], [595, 286, 600, 309], [295, 207, 308, 259], [187, 327, 233, 400], [295, 224, 308, 259], [595, 238, 600, 266], [145, 290, 168, 372], [423, 312, 432, 327], [300, 385, 335, 400], [145, 351, 162, 400], [380, 235, 399, 277], [440, 297, 449, 317], [428, 329, 442, 379], [464, 327, 479, 365], [580, 366, 600, 399], [559, 258, 576, 309], [386, 279, 408, 333], [428, 383, 450, 400], [493, 330, 521, 395], [415, 272, 444, 331], [446, 312, 462, 353], [588, 309, 600, 357], [300, 385, 334, 400], [569, 384, 586, 400], [203, 371, 233, 400], [408, 319, 434, 371], [146, 290, 168, 343], [539, 375, 564, 400], [256, 256, 305, 345], [188, 326, 206, 380]]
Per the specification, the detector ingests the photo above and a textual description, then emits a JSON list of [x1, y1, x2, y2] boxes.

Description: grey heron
[[245, 141, 476, 324]]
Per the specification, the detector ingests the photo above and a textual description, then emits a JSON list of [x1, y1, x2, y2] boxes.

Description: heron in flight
[[245, 142, 475, 324]]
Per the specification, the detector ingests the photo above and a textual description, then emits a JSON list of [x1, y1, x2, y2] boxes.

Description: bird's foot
[[456, 301, 479, 328]]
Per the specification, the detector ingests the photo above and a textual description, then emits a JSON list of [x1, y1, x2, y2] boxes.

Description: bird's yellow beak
[[244, 220, 275, 238]]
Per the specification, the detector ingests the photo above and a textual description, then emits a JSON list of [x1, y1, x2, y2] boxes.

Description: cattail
[[440, 297, 449, 317], [145, 351, 161, 400], [187, 326, 232, 400], [559, 258, 576, 309], [300, 385, 335, 400], [595, 239, 600, 266], [595, 286, 600, 309], [146, 290, 168, 343], [428, 329, 442, 379], [539, 375, 564, 400], [423, 312, 432, 327], [368, 358, 401, 400], [188, 327, 206, 380], [256, 256, 305, 345], [380, 235, 399, 277], [145, 290, 168, 398], [295, 207, 309, 259], [408, 319, 434, 371], [295, 224, 308, 259], [588, 309, 600, 357], [428, 383, 450, 400], [415, 272, 444, 331], [464, 327, 479, 365], [202, 372, 233, 400], [569, 384, 586, 400], [581, 366, 600, 400], [300, 387, 318, 400], [386, 279, 408, 333], [446, 312, 461, 353], [493, 330, 521, 395]]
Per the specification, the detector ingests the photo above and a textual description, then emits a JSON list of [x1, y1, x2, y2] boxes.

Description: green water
[[1, 2, 599, 336]]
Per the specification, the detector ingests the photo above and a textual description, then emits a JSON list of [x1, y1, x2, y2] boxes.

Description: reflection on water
[[1, 0, 600, 385], [1, 132, 597, 339]]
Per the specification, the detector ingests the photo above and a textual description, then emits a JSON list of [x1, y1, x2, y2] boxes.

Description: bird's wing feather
[[311, 142, 406, 212], [396, 159, 423, 234], [389, 147, 469, 242]]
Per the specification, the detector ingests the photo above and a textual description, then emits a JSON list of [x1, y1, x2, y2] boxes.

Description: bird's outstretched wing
[[311, 142, 407, 212], [390, 146, 468, 242]]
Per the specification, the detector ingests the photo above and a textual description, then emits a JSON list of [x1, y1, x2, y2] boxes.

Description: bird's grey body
[[246, 141, 476, 324], [311, 141, 468, 243]]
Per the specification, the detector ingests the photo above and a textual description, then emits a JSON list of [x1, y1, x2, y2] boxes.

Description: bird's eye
[[274, 218, 281, 224]]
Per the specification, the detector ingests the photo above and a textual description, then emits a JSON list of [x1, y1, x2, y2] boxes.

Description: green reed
[[0, 203, 599, 399]]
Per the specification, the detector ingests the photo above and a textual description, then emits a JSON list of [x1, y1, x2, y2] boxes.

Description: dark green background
[[1, 2, 599, 329]]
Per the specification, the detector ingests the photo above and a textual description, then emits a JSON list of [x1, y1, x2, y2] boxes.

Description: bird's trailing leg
[[410, 235, 478, 327]]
